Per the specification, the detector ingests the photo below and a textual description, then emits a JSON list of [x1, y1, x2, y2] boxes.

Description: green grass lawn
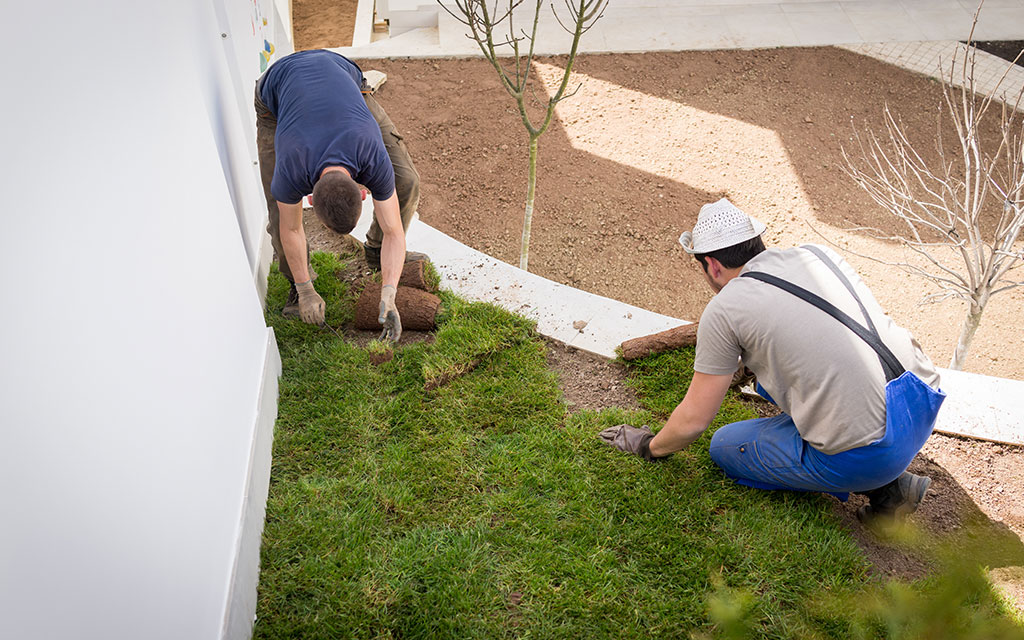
[[255, 251, 1024, 639]]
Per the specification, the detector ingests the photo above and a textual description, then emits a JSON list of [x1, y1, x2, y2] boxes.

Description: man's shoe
[[282, 283, 300, 318], [857, 472, 931, 525], [364, 244, 431, 271]]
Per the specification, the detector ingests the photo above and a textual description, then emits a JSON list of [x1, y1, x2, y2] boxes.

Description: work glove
[[295, 279, 325, 325], [598, 424, 667, 461], [378, 284, 402, 343]]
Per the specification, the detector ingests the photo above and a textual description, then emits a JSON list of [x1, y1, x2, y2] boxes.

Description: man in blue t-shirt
[[255, 50, 426, 341]]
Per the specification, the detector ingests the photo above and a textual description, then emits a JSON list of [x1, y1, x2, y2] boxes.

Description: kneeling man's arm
[[279, 201, 311, 284], [374, 193, 406, 289], [648, 372, 733, 457]]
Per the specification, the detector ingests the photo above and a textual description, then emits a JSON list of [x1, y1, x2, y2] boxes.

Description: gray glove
[[295, 280, 325, 325], [378, 284, 402, 343], [598, 424, 667, 461]]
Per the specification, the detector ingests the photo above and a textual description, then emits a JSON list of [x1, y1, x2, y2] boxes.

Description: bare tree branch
[[839, 1, 1024, 369]]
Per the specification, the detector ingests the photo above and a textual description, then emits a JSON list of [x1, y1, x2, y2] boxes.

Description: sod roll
[[355, 283, 442, 331], [619, 322, 699, 361]]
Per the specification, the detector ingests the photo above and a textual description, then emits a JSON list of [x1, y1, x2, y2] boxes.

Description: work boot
[[364, 244, 431, 271], [282, 269, 317, 317], [282, 283, 300, 318], [856, 472, 931, 526]]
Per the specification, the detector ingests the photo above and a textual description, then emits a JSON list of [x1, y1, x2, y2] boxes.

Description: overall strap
[[739, 271, 906, 383], [801, 245, 880, 338]]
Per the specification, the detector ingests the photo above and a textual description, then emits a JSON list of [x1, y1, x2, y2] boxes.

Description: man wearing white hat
[[600, 198, 945, 525]]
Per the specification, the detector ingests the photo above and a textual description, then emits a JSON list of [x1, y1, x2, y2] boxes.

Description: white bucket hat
[[678, 198, 767, 254]]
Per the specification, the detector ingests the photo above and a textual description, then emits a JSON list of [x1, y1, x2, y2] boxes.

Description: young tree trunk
[[519, 136, 539, 271], [949, 302, 985, 370]]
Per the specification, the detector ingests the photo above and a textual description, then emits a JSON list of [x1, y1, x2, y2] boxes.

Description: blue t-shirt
[[259, 50, 395, 204]]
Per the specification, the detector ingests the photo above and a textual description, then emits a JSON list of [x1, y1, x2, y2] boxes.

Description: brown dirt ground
[[365, 51, 1024, 382], [290, 32, 1024, 596], [293, 0, 358, 49]]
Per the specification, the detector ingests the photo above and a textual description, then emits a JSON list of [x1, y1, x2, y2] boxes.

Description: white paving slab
[[784, 12, 861, 46], [318, 198, 1024, 445], [841, 41, 1024, 108], [352, 0, 376, 47], [934, 368, 1024, 446]]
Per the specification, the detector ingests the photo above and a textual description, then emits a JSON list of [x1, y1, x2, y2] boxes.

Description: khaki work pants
[[254, 87, 420, 284]]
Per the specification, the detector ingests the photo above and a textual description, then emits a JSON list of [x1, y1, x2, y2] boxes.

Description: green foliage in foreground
[[256, 252, 1024, 639]]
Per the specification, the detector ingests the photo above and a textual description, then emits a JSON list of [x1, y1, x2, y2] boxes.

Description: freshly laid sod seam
[[256, 251, 1024, 639]]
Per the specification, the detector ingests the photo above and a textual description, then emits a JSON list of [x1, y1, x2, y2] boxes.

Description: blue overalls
[[707, 247, 946, 499]]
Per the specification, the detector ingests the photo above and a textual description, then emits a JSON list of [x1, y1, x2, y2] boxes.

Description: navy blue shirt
[[259, 50, 395, 204]]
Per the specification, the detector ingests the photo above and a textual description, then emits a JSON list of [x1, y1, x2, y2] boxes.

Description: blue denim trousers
[[708, 372, 945, 499]]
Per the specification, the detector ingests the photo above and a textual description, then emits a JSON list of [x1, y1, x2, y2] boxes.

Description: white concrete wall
[[375, 0, 438, 36], [0, 1, 290, 639]]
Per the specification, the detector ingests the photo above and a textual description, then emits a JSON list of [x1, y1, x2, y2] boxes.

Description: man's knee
[[709, 421, 744, 451], [708, 423, 744, 470], [395, 168, 419, 200], [394, 167, 420, 219], [707, 416, 793, 475]]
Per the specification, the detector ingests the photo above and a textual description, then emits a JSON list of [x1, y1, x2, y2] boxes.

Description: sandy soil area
[[365, 50, 1024, 382], [293, 0, 358, 49]]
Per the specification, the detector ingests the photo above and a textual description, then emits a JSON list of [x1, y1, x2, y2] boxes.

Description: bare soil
[[293, 0, 358, 49], [544, 340, 640, 412], [291, 38, 1024, 593], [365, 51, 1024, 382]]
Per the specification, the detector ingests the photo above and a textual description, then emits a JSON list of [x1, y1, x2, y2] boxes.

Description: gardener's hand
[[598, 424, 667, 461], [378, 284, 402, 343], [295, 279, 325, 325]]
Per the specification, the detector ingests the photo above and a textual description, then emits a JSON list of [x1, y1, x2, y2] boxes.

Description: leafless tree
[[843, 11, 1023, 370], [438, 0, 608, 271]]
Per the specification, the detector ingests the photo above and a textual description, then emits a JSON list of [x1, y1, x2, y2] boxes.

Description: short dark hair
[[694, 236, 766, 273], [312, 171, 362, 234]]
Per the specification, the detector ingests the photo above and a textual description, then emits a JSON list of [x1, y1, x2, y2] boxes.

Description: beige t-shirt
[[695, 245, 940, 455]]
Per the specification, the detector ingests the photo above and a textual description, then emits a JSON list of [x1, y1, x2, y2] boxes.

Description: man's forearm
[[280, 226, 311, 283], [380, 229, 406, 288], [648, 405, 707, 457], [374, 193, 406, 288], [647, 372, 734, 458], [278, 201, 310, 283]]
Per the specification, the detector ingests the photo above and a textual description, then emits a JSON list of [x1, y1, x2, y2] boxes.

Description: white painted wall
[[0, 1, 290, 639]]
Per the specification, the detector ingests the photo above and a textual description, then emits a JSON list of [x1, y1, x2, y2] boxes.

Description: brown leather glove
[[295, 280, 325, 325], [378, 284, 402, 343], [598, 424, 667, 461]]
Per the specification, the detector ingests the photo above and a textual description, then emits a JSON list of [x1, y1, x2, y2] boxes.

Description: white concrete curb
[[934, 368, 1024, 447]]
